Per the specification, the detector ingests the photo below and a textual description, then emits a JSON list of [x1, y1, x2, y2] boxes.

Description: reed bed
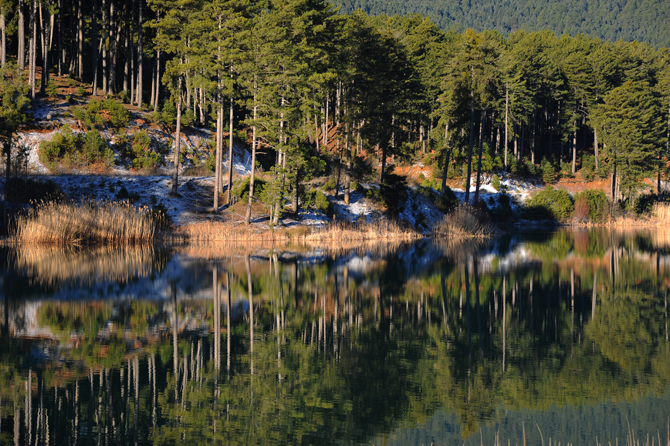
[[432, 205, 498, 238], [305, 220, 419, 241], [13, 200, 156, 245], [174, 220, 420, 242]]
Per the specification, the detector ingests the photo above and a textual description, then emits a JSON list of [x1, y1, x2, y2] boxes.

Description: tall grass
[[13, 200, 156, 245], [433, 205, 498, 238], [174, 220, 419, 242]]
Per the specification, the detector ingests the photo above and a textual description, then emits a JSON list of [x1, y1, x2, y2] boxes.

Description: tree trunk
[[109, 0, 118, 95], [171, 76, 182, 196], [441, 122, 450, 195], [504, 85, 508, 170], [135, 0, 143, 106], [77, 0, 83, 80], [572, 121, 577, 175], [245, 101, 258, 225], [227, 91, 234, 206], [531, 108, 536, 164], [123, 0, 129, 93], [92, 0, 99, 95], [39, 2, 48, 94], [101, 0, 108, 94], [465, 88, 475, 204], [29, 0, 36, 99], [0, 12, 5, 68], [594, 127, 599, 170], [153, 50, 160, 111], [474, 110, 487, 203], [213, 105, 222, 212], [18, 0, 25, 70]]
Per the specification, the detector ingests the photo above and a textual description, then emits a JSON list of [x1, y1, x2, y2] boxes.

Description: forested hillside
[[335, 0, 670, 48], [1, 0, 670, 225]]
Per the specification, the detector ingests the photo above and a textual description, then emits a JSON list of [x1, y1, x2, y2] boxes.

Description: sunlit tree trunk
[[171, 75, 182, 195]]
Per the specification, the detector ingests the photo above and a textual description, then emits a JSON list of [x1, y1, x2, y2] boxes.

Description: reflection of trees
[[2, 229, 670, 443]]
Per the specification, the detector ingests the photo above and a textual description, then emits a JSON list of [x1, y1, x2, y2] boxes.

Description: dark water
[[1, 229, 670, 445]]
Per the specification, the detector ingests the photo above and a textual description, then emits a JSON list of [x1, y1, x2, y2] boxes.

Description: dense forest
[[335, 0, 670, 49], [1, 0, 670, 222]]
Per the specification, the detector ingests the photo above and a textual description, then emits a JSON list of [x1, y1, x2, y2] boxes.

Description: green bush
[[540, 158, 557, 184], [303, 189, 331, 214], [45, 80, 59, 100], [232, 175, 266, 202], [38, 128, 113, 170], [87, 98, 130, 128], [181, 109, 196, 128], [574, 189, 609, 222], [634, 193, 658, 215], [580, 154, 596, 180], [131, 130, 161, 170], [524, 186, 574, 221], [491, 174, 501, 191], [76, 86, 86, 97], [115, 186, 140, 203]]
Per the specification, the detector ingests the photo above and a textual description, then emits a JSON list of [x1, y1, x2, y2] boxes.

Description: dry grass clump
[[305, 220, 419, 241], [433, 205, 498, 238], [173, 220, 419, 242], [13, 200, 156, 245], [653, 202, 670, 223]]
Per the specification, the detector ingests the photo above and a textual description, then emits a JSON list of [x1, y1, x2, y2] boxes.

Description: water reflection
[[1, 229, 670, 445]]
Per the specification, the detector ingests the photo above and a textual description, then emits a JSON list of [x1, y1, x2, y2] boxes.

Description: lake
[[1, 228, 669, 445]]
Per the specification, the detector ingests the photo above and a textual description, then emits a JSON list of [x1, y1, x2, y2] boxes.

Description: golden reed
[[12, 200, 156, 245]]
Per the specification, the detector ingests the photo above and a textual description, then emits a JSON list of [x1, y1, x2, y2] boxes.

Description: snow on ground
[[399, 189, 445, 233], [330, 189, 380, 223], [450, 171, 541, 210]]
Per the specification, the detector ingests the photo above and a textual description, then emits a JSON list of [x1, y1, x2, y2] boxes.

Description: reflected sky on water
[[1, 228, 670, 445]]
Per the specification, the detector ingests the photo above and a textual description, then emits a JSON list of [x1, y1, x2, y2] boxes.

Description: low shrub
[[38, 127, 114, 171], [574, 189, 609, 222], [540, 158, 557, 184], [131, 130, 161, 170], [524, 186, 574, 221], [303, 189, 331, 214], [232, 175, 266, 202], [491, 174, 501, 191]]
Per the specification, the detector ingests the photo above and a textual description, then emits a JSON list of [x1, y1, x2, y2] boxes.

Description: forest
[[335, 0, 670, 49], [1, 0, 670, 223]]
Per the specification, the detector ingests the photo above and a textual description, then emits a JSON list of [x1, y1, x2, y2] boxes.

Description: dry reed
[[173, 220, 420, 242], [13, 200, 156, 245], [432, 205, 498, 238]]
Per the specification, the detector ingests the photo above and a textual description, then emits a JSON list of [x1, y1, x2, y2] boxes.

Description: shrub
[[76, 86, 87, 97], [491, 174, 501, 191], [580, 154, 596, 180], [119, 90, 131, 104], [524, 186, 574, 221], [540, 158, 557, 184], [380, 171, 407, 217], [303, 189, 331, 214], [181, 109, 196, 128], [322, 178, 337, 193], [232, 175, 266, 202], [87, 98, 130, 128], [131, 130, 161, 170], [45, 80, 59, 100], [634, 193, 658, 215], [574, 189, 609, 222], [116, 186, 140, 203], [38, 128, 113, 171]]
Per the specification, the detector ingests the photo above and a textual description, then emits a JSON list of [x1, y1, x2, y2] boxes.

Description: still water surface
[[1, 229, 670, 445]]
